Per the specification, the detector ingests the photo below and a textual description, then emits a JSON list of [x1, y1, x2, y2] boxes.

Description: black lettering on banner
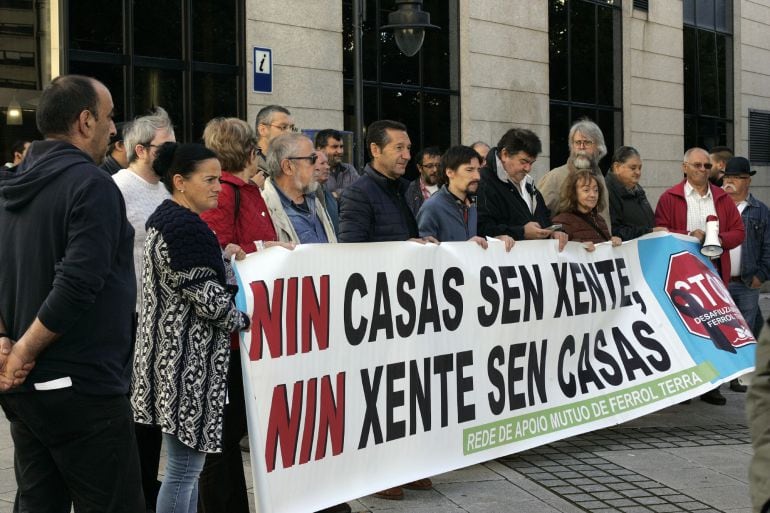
[[594, 329, 623, 386], [395, 270, 416, 338], [410, 358, 431, 434], [358, 366, 383, 449], [344, 274, 367, 345], [500, 266, 521, 324], [487, 345, 505, 415], [558, 335, 577, 397], [456, 350, 475, 423], [551, 263, 573, 317], [370, 273, 394, 342], [582, 263, 606, 312], [434, 354, 454, 428], [633, 320, 671, 371], [528, 339, 548, 405], [386, 362, 406, 441], [569, 263, 589, 316], [594, 259, 618, 309], [611, 326, 653, 380], [616, 258, 633, 307], [478, 266, 499, 327], [442, 267, 464, 330], [507, 342, 526, 410], [577, 332, 606, 394], [417, 270, 440, 335], [520, 265, 544, 320]]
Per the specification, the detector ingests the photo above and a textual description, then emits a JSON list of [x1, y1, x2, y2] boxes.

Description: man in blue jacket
[[338, 119, 436, 245], [0, 75, 143, 512]]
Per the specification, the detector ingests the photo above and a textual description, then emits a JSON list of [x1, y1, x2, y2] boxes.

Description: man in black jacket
[[338, 120, 436, 244], [477, 128, 567, 250], [0, 75, 143, 512]]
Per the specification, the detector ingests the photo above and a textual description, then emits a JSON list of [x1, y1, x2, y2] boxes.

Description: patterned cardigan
[[131, 200, 248, 453]]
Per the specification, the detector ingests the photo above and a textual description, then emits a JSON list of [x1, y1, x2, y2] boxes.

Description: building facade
[[1, 0, 769, 205]]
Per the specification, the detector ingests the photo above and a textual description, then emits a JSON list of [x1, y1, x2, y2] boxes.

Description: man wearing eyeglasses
[[255, 104, 295, 175], [405, 146, 441, 216], [538, 119, 612, 229], [654, 147, 745, 405], [112, 106, 176, 510], [261, 133, 336, 244]]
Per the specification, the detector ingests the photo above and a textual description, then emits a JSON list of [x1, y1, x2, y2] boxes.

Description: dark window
[[682, 0, 733, 151], [342, 0, 459, 173], [749, 110, 770, 164], [549, 0, 622, 172], [633, 0, 648, 11], [66, 0, 244, 142]]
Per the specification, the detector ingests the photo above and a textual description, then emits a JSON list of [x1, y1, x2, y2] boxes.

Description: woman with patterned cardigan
[[130, 142, 250, 513]]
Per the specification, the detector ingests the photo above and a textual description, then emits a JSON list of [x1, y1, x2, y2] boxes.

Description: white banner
[[234, 233, 756, 513]]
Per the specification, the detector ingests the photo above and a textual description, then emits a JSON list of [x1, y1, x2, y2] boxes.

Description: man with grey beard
[[538, 119, 612, 230], [261, 132, 337, 243]]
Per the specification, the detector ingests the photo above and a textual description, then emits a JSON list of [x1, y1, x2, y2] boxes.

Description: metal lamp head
[[381, 0, 440, 57]]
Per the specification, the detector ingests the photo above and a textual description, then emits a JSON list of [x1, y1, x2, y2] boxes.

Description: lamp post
[[351, 0, 439, 170]]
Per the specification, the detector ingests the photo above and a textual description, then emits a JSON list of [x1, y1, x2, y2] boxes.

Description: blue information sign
[[253, 47, 272, 94]]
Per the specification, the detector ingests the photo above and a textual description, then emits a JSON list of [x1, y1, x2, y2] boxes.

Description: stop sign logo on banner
[[664, 251, 754, 352]]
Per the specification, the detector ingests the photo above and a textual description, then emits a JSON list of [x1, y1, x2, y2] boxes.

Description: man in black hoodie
[[0, 75, 143, 512]]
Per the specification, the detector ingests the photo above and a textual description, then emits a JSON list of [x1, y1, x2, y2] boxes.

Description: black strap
[[223, 181, 240, 220], [578, 212, 610, 241]]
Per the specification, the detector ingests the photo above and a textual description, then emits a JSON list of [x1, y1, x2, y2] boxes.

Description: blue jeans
[[157, 433, 206, 513], [729, 281, 761, 336]]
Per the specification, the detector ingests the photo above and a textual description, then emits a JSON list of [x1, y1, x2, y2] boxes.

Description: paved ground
[[1, 296, 768, 513]]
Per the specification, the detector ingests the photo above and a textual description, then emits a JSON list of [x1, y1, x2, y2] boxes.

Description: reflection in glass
[[697, 31, 718, 117], [569, 1, 596, 104], [683, 0, 695, 25], [134, 68, 183, 131], [134, 0, 182, 58], [696, 0, 715, 30], [683, 27, 698, 115], [68, 61, 126, 121], [549, 0, 568, 100], [193, 0, 236, 64], [70, 0, 122, 52], [192, 72, 238, 141]]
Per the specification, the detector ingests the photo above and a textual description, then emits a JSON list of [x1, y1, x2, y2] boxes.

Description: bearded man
[[538, 119, 611, 230]]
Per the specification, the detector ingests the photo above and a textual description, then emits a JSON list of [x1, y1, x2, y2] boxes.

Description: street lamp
[[382, 0, 440, 57]]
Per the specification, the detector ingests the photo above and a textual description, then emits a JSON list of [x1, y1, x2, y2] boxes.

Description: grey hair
[[124, 107, 175, 163], [255, 105, 291, 129], [683, 147, 708, 162], [266, 133, 311, 178], [568, 119, 607, 161]]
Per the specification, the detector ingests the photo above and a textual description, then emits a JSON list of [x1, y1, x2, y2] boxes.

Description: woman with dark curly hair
[[130, 142, 251, 513]]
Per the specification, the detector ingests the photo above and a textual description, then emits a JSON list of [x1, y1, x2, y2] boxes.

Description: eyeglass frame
[[286, 154, 318, 165], [683, 161, 713, 170], [266, 123, 298, 133]]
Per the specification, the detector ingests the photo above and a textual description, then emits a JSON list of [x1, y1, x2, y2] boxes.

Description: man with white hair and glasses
[[538, 118, 612, 230]]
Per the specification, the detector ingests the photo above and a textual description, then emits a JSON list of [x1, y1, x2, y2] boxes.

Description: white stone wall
[[736, 0, 770, 206], [622, 0, 685, 208], [460, 0, 552, 180], [245, 0, 344, 132]]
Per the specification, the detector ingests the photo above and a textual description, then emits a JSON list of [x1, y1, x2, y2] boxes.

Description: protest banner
[[233, 233, 756, 513]]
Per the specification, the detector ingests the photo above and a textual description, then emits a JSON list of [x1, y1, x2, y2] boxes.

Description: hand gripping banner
[[233, 233, 755, 513]]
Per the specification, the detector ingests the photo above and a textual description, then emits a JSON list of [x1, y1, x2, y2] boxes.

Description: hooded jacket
[[0, 140, 136, 394]]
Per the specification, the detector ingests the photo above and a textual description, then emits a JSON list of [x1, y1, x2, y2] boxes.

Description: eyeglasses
[[286, 154, 318, 165], [684, 162, 713, 170], [269, 123, 298, 133], [573, 139, 594, 148], [723, 175, 750, 180], [141, 143, 161, 150], [419, 163, 440, 170]]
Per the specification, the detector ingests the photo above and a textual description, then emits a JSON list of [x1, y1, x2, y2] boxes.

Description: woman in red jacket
[[553, 169, 622, 251], [198, 117, 293, 513]]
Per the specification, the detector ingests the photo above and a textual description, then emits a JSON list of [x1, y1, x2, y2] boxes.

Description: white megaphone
[[701, 214, 723, 257]]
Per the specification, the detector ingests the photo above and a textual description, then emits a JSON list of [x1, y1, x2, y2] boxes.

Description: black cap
[[108, 121, 129, 146], [724, 156, 756, 176]]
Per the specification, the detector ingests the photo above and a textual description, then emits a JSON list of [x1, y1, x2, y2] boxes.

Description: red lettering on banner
[[264, 373, 346, 472], [249, 276, 331, 361]]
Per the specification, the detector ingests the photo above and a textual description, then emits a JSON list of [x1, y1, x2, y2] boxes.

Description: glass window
[[133, 0, 182, 59], [683, 0, 733, 150], [342, 0, 459, 168], [68, 1, 243, 141], [69, 0, 122, 53], [548, 0, 622, 172]]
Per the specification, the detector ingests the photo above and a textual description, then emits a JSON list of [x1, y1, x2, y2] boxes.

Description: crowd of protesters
[[0, 74, 769, 513]]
